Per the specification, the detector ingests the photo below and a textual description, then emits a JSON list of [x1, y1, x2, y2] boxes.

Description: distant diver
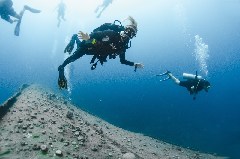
[[157, 71, 211, 100], [58, 16, 144, 89], [95, 0, 113, 18], [0, 0, 41, 36], [56, 0, 66, 27]]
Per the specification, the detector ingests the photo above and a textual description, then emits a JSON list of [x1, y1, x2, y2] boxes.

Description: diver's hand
[[134, 63, 144, 72], [64, 43, 74, 54], [78, 31, 90, 41]]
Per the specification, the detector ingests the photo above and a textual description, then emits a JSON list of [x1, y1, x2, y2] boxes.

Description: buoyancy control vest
[[89, 20, 129, 69]]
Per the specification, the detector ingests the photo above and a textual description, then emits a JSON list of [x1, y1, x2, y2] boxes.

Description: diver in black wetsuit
[[157, 71, 211, 100], [0, 0, 41, 36], [58, 16, 144, 89]]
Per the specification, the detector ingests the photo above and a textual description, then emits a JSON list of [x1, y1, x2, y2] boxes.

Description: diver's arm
[[119, 52, 134, 66], [119, 52, 144, 71]]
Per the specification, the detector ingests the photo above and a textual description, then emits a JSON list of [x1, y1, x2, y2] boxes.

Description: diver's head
[[121, 16, 138, 39], [203, 80, 210, 92], [124, 25, 137, 38]]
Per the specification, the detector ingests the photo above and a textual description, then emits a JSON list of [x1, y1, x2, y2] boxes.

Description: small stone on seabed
[[56, 150, 63, 156], [32, 144, 40, 150], [40, 145, 48, 152], [91, 147, 98, 151], [122, 152, 136, 159], [66, 111, 74, 119]]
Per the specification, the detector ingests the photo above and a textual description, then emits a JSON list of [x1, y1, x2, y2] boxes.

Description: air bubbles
[[194, 35, 210, 76]]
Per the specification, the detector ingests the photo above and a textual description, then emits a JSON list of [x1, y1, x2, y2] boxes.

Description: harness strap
[[194, 79, 201, 93]]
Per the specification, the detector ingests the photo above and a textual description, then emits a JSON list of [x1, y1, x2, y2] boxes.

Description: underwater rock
[[55, 150, 63, 156], [32, 144, 40, 151], [91, 147, 98, 152], [40, 145, 48, 153], [66, 111, 74, 119], [122, 152, 136, 159]]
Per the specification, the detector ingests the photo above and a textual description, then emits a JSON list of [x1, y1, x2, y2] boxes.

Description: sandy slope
[[0, 85, 228, 159]]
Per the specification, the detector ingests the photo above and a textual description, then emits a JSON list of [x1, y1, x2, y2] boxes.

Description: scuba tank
[[183, 72, 203, 80]]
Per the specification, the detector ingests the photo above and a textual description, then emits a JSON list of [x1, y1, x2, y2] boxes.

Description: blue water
[[1, 0, 240, 158]]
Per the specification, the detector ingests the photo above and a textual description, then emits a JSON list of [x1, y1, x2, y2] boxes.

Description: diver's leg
[[62, 13, 66, 21], [17, 5, 40, 19], [57, 14, 61, 27], [96, 4, 109, 18], [96, 4, 106, 18], [57, 19, 61, 27], [59, 50, 85, 69], [96, 7, 104, 18], [94, 5, 100, 13], [58, 50, 85, 89], [8, 8, 21, 19]]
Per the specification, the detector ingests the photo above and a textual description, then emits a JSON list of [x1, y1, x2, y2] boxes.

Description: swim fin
[[156, 71, 170, 76], [156, 71, 171, 82], [159, 76, 170, 82], [14, 19, 21, 36], [24, 5, 41, 13]]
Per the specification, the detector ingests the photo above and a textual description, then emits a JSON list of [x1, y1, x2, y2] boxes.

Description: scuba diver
[[56, 0, 66, 27], [58, 16, 144, 89], [95, 0, 113, 18], [157, 71, 211, 100], [0, 0, 41, 36]]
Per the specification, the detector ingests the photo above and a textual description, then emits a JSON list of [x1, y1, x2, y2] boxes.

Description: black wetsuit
[[179, 79, 206, 94], [0, 0, 20, 23], [61, 29, 134, 69]]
